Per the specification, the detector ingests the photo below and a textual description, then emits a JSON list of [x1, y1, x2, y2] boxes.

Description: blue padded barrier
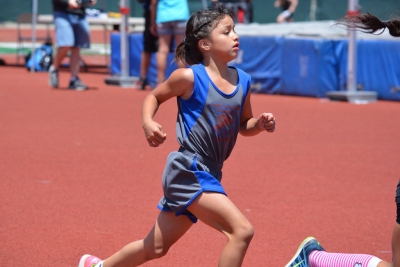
[[110, 33, 400, 101], [228, 36, 283, 95], [111, 33, 177, 88], [280, 37, 340, 97], [335, 39, 400, 101]]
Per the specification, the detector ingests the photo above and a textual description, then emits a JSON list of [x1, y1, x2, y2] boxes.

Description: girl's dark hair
[[175, 3, 235, 66], [337, 12, 400, 37]]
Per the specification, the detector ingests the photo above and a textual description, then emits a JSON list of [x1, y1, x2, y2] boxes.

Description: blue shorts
[[158, 147, 226, 223], [53, 11, 90, 48], [156, 20, 186, 36]]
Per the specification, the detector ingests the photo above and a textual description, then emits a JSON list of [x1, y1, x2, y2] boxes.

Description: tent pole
[[31, 0, 38, 73], [202, 0, 208, 9], [326, 0, 378, 103], [346, 0, 357, 92], [104, 0, 137, 87]]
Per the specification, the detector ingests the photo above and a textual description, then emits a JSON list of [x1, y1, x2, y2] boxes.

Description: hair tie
[[383, 21, 389, 28]]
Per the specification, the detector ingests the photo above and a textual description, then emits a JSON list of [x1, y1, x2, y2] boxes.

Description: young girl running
[[77, 4, 276, 267], [284, 12, 400, 267]]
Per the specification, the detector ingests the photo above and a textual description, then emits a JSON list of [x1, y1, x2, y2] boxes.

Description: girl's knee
[[233, 221, 254, 244], [144, 243, 170, 260]]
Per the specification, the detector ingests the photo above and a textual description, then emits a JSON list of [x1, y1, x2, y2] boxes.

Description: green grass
[[0, 44, 109, 55]]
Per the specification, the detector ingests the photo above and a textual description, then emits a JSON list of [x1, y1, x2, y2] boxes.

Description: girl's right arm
[[141, 68, 194, 147]]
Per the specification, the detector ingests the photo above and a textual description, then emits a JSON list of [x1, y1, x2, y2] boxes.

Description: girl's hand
[[257, 113, 276, 133], [142, 120, 167, 147]]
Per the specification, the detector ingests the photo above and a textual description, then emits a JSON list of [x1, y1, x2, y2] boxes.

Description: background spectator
[[49, 0, 96, 91], [274, 0, 298, 23], [211, 0, 253, 24], [150, 0, 189, 84], [135, 0, 159, 90]]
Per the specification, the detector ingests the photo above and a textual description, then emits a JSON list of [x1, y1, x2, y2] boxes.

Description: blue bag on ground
[[25, 43, 53, 71]]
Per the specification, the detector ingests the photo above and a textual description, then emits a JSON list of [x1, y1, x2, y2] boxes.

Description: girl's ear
[[198, 39, 210, 51]]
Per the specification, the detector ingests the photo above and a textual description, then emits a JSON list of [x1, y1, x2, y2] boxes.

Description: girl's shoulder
[[167, 67, 195, 99], [168, 67, 195, 87]]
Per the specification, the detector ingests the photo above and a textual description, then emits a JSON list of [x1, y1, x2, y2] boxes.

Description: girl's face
[[207, 15, 240, 61]]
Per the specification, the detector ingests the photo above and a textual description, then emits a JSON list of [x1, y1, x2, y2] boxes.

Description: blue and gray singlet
[[157, 63, 251, 222], [176, 63, 251, 164]]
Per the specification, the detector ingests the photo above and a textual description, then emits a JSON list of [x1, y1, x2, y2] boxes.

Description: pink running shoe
[[78, 254, 102, 267]]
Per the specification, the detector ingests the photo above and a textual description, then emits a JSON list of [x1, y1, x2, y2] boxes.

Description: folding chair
[[16, 13, 52, 64]]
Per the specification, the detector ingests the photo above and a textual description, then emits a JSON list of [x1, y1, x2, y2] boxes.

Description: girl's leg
[[102, 211, 193, 267], [155, 34, 171, 83], [187, 192, 254, 267], [391, 222, 400, 267], [393, 181, 400, 267], [309, 250, 388, 267]]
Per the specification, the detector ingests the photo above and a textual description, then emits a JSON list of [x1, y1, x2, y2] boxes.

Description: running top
[[156, 0, 190, 24], [176, 63, 251, 164]]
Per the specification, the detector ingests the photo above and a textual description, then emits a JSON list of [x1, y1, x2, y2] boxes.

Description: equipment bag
[[25, 43, 53, 72]]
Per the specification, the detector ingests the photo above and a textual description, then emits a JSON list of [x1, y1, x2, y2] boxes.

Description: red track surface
[[0, 66, 399, 266]]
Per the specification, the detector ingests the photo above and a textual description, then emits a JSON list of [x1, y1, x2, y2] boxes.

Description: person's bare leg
[[174, 34, 185, 68], [69, 47, 80, 78], [138, 51, 152, 89], [102, 211, 193, 267], [188, 193, 254, 267], [53, 46, 71, 70], [156, 34, 171, 83], [140, 51, 151, 79]]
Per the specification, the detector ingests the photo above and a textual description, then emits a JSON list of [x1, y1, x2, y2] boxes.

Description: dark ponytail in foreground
[[337, 12, 400, 37], [175, 4, 235, 66]]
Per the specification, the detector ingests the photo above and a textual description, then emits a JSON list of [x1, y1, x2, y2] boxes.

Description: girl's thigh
[[187, 192, 252, 236]]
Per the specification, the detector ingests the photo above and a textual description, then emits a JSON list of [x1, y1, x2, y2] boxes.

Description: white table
[[37, 14, 144, 29], [37, 14, 145, 70]]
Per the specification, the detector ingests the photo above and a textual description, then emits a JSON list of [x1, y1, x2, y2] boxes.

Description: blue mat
[[110, 33, 400, 101]]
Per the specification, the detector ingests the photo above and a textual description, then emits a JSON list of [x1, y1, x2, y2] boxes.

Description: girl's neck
[[202, 58, 238, 94], [203, 58, 230, 80]]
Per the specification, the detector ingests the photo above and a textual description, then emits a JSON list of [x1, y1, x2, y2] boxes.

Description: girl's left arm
[[239, 90, 276, 136]]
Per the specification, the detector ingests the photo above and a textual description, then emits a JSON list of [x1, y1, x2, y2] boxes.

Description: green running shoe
[[284, 237, 324, 267]]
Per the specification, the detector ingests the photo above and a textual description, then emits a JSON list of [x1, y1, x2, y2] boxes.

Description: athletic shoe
[[78, 254, 102, 267], [48, 65, 59, 88], [69, 78, 88, 91], [284, 236, 325, 267]]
